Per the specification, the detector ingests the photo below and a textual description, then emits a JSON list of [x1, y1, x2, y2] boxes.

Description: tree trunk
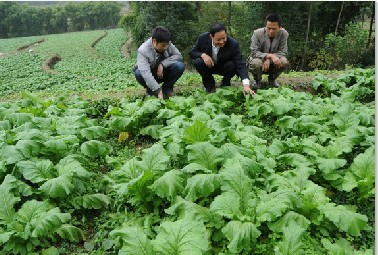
[[305, 2, 312, 46], [228, 2, 232, 35], [367, 2, 375, 48], [335, 1, 344, 35], [301, 2, 313, 70]]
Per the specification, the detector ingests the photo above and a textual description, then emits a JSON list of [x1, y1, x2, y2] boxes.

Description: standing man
[[134, 26, 185, 99], [190, 23, 255, 96], [248, 13, 289, 88]]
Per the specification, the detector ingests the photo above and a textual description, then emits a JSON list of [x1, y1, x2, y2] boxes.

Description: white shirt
[[211, 43, 219, 63]]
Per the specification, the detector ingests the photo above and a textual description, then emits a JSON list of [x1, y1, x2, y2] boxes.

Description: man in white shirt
[[190, 23, 255, 96]]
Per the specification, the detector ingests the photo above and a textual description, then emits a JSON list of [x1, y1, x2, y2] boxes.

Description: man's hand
[[271, 55, 283, 68], [262, 58, 271, 72], [243, 84, 255, 96], [157, 64, 164, 79], [201, 53, 214, 68], [157, 90, 164, 99]]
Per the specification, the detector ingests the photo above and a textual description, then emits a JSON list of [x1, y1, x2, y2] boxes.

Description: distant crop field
[[0, 28, 136, 98]]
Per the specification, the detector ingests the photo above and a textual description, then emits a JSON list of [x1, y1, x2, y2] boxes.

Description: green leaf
[[299, 182, 329, 223], [16, 159, 54, 183], [113, 226, 154, 255], [55, 224, 84, 242], [166, 197, 224, 228], [0, 145, 25, 165], [1, 174, 32, 197], [319, 203, 369, 236], [275, 116, 297, 134], [140, 143, 170, 172], [55, 156, 92, 178], [0, 185, 20, 225], [277, 153, 311, 167], [14, 129, 49, 141], [268, 211, 310, 233], [316, 158, 346, 180], [81, 140, 113, 158], [41, 246, 60, 255], [39, 174, 75, 198], [268, 139, 287, 156], [186, 142, 223, 172], [56, 115, 87, 135], [182, 120, 211, 143], [184, 173, 221, 201], [256, 190, 299, 222], [16, 200, 50, 224], [156, 108, 178, 119], [0, 231, 14, 245], [274, 221, 305, 255], [222, 220, 261, 253], [150, 170, 184, 201], [127, 171, 155, 205], [152, 218, 209, 255], [5, 112, 33, 127], [43, 135, 79, 155], [80, 126, 109, 140], [71, 194, 110, 209], [182, 163, 212, 174], [219, 156, 255, 214], [332, 110, 359, 132], [210, 192, 242, 220], [140, 125, 164, 139], [31, 207, 71, 238], [342, 147, 374, 198]]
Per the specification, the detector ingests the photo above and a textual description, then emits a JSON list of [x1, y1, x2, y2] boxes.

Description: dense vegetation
[[0, 9, 375, 255], [0, 1, 122, 37], [0, 68, 375, 254], [120, 1, 375, 71]]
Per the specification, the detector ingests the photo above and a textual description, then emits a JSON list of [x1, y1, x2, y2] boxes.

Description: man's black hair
[[210, 23, 227, 36], [265, 13, 282, 27], [152, 26, 172, 43]]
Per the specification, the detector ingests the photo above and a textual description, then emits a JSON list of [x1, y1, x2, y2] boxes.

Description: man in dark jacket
[[190, 23, 255, 96]]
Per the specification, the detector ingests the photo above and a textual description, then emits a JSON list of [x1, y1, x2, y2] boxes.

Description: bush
[[309, 22, 371, 70]]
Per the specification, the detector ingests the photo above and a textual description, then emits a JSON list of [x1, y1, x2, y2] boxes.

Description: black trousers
[[193, 58, 236, 92]]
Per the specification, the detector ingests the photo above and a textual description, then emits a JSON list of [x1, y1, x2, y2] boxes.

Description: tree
[[120, 2, 197, 62]]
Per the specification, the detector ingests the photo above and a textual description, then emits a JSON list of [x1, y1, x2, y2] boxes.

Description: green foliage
[[120, 2, 197, 61], [0, 68, 375, 254], [310, 22, 372, 70], [0, 1, 122, 38]]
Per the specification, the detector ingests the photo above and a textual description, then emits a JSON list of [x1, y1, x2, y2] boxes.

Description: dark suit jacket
[[189, 32, 249, 80]]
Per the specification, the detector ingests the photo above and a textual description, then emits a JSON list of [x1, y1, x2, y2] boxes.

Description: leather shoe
[[269, 79, 280, 87], [252, 80, 262, 90], [163, 90, 174, 99], [205, 87, 216, 93], [220, 79, 231, 87]]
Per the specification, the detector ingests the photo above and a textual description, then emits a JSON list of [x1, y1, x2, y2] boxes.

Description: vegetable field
[[0, 28, 375, 254]]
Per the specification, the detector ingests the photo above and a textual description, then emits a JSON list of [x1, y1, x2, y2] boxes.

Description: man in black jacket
[[190, 23, 255, 96]]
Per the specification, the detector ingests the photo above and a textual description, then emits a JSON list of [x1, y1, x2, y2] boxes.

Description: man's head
[[265, 13, 282, 38], [210, 23, 227, 48], [152, 26, 171, 52]]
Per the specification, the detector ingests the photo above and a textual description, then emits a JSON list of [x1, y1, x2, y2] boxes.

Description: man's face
[[152, 39, 169, 52], [210, 30, 227, 48], [265, 21, 280, 38]]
